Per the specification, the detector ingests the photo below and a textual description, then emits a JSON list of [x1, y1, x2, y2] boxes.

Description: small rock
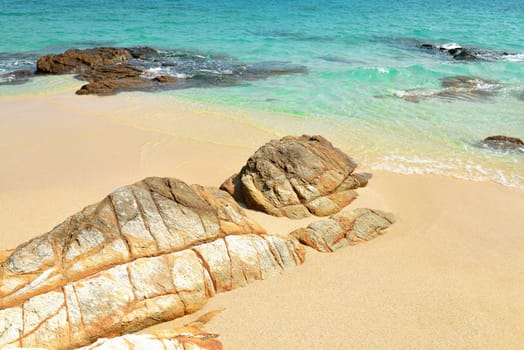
[[481, 135, 524, 152], [291, 208, 396, 252], [127, 46, 160, 60], [154, 75, 177, 83], [0, 70, 34, 85], [419, 43, 437, 50]]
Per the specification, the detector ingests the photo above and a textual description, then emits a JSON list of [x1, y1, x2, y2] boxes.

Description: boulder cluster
[[0, 135, 395, 350], [0, 46, 308, 95]]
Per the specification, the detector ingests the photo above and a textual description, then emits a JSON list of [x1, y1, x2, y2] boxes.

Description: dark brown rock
[[221, 135, 371, 218], [77, 64, 143, 81], [18, 46, 308, 95], [36, 48, 132, 74], [74, 63, 154, 95], [482, 135, 524, 152], [76, 78, 156, 95], [127, 46, 160, 60], [291, 208, 396, 252], [154, 75, 178, 83]]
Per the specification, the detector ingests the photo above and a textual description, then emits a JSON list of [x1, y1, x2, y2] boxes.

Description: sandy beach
[[1, 90, 523, 349]]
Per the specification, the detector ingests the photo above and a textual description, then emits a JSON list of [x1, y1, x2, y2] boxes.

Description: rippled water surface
[[0, 0, 523, 187]]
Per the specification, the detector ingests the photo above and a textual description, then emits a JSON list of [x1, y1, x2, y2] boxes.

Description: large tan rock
[[6, 325, 222, 350], [291, 208, 396, 252], [221, 135, 370, 219], [0, 177, 304, 349]]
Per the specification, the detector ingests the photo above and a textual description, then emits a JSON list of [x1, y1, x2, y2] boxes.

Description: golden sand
[[1, 90, 523, 349]]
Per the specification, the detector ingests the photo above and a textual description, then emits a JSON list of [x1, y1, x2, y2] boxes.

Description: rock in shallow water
[[0, 177, 304, 349], [417, 41, 517, 62], [0, 70, 35, 85], [481, 135, 524, 153], [390, 75, 503, 103], [291, 208, 396, 252], [221, 135, 371, 219], [36, 48, 132, 74], [2, 46, 308, 95]]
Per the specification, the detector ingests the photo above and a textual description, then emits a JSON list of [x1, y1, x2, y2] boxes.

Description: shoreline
[[1, 88, 522, 247], [2, 75, 523, 191], [1, 89, 523, 348]]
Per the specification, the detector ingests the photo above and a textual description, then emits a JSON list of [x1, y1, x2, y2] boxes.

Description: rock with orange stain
[[5, 325, 222, 350], [0, 177, 304, 349], [291, 208, 396, 252]]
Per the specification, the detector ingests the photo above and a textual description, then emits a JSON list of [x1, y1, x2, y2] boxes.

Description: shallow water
[[0, 0, 523, 188]]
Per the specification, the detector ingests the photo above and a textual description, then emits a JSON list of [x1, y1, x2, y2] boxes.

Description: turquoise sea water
[[0, 0, 523, 187]]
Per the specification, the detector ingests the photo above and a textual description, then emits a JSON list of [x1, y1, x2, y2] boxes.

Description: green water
[[0, 0, 523, 187]]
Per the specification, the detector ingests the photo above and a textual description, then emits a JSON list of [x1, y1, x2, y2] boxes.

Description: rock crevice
[[0, 177, 304, 350]]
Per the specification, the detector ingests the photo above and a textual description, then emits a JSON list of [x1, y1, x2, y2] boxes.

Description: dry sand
[[1, 89, 523, 349]]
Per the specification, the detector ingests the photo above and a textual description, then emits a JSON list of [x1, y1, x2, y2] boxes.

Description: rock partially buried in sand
[[291, 208, 396, 252], [481, 135, 524, 153], [221, 135, 371, 219], [0, 177, 304, 349]]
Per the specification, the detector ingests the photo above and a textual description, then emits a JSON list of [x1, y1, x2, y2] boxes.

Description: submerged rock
[[481, 135, 524, 153], [391, 75, 503, 103], [221, 135, 371, 219], [0, 69, 34, 85], [417, 41, 517, 61], [0, 177, 304, 349], [291, 208, 396, 252]]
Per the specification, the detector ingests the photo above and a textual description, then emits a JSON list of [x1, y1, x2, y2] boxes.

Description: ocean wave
[[372, 155, 524, 189], [501, 53, 524, 62]]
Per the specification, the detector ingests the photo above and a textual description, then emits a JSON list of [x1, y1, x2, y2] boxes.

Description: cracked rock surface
[[0, 177, 304, 349], [8, 325, 221, 350], [77, 325, 222, 350], [221, 135, 371, 219], [291, 208, 396, 252]]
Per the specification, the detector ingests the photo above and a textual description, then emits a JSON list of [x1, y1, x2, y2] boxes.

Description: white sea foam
[[438, 43, 461, 50], [141, 67, 189, 79], [502, 53, 524, 62], [372, 155, 524, 190]]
